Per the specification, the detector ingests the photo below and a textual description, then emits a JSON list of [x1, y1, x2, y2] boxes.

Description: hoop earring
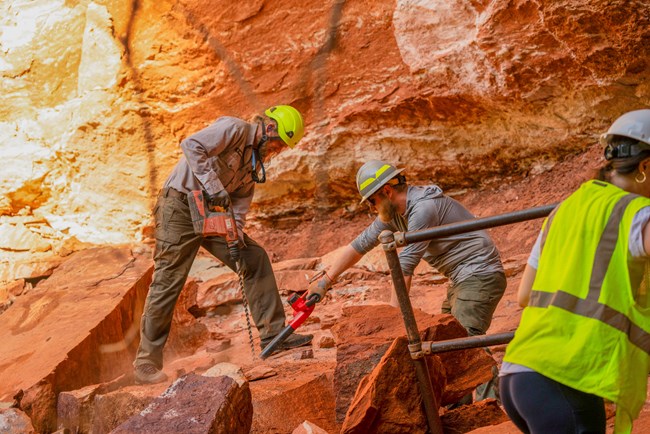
[[635, 171, 647, 184]]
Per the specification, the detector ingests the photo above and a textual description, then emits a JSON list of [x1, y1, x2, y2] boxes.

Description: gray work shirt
[[163, 116, 258, 232], [350, 185, 504, 284]]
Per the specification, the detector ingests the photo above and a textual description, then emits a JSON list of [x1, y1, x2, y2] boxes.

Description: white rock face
[[0, 0, 648, 282], [394, 0, 480, 74], [0, 1, 149, 269]]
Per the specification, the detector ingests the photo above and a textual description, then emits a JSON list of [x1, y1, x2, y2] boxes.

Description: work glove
[[207, 190, 231, 210], [307, 272, 333, 303]]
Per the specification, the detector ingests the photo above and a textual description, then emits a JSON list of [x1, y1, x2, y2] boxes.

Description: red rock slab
[[440, 399, 509, 433], [332, 305, 495, 422], [12, 379, 56, 433], [0, 246, 152, 401], [90, 383, 170, 433], [58, 383, 105, 433], [251, 372, 338, 434], [341, 336, 445, 434], [0, 408, 35, 434], [112, 373, 252, 434], [57, 373, 134, 433]]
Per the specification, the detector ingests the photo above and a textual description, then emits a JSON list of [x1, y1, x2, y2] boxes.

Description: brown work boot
[[134, 363, 168, 384], [260, 333, 313, 354]]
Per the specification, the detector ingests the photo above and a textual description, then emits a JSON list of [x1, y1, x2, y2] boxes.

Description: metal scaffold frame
[[379, 203, 557, 433]]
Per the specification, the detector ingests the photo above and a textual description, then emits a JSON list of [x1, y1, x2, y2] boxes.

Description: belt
[[161, 187, 188, 204]]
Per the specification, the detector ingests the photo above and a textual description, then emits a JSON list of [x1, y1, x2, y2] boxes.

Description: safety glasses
[[266, 123, 282, 142], [367, 192, 382, 207]]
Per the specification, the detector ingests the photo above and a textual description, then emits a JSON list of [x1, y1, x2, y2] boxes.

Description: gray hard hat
[[601, 109, 650, 160], [356, 160, 404, 203]]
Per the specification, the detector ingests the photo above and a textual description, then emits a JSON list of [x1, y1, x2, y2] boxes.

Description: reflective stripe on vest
[[529, 193, 650, 355]]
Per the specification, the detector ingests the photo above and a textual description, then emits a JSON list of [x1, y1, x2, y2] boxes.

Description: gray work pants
[[134, 188, 286, 368]]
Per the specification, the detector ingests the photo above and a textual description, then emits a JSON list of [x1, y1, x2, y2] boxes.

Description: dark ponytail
[[596, 161, 614, 182]]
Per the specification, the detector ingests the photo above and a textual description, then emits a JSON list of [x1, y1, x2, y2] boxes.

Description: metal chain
[[236, 260, 256, 359]]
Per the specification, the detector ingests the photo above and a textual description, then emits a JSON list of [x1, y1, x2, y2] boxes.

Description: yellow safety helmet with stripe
[[265, 105, 305, 148], [356, 160, 405, 203]]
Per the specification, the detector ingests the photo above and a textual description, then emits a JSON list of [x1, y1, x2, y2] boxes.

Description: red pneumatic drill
[[260, 291, 319, 359]]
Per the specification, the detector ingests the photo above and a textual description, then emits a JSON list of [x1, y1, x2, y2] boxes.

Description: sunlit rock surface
[[0, 246, 152, 431], [1, 0, 649, 281]]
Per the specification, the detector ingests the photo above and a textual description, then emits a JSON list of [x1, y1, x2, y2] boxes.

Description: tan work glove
[[307, 272, 333, 303]]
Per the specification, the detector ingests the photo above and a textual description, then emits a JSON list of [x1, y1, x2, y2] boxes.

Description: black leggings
[[500, 372, 606, 434]]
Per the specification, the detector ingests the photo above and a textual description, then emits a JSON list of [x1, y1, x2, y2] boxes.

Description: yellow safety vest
[[504, 180, 650, 433]]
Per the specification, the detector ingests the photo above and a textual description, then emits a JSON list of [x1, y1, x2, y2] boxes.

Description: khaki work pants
[[441, 271, 507, 336], [442, 271, 507, 402], [134, 188, 286, 369]]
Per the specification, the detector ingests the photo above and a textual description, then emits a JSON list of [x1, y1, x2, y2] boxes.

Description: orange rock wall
[[1, 0, 648, 281]]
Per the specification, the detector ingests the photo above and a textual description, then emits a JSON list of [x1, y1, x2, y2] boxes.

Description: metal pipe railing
[[395, 204, 557, 247], [380, 230, 443, 434], [422, 331, 515, 355], [381, 203, 556, 433]]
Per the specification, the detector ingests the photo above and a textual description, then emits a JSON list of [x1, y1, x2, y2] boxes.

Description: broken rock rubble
[[1, 247, 511, 433]]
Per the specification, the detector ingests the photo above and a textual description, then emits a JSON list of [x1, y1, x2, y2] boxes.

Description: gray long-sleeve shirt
[[351, 185, 504, 284], [163, 116, 258, 232]]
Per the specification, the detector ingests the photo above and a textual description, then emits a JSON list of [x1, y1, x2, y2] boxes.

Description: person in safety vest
[[307, 160, 506, 403], [500, 109, 650, 433], [133, 105, 313, 384]]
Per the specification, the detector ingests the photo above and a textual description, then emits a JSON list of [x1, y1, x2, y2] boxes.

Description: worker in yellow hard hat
[[133, 105, 310, 384], [308, 159, 507, 404], [501, 109, 650, 433]]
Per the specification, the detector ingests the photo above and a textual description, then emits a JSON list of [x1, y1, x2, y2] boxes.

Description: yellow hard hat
[[265, 105, 305, 148]]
